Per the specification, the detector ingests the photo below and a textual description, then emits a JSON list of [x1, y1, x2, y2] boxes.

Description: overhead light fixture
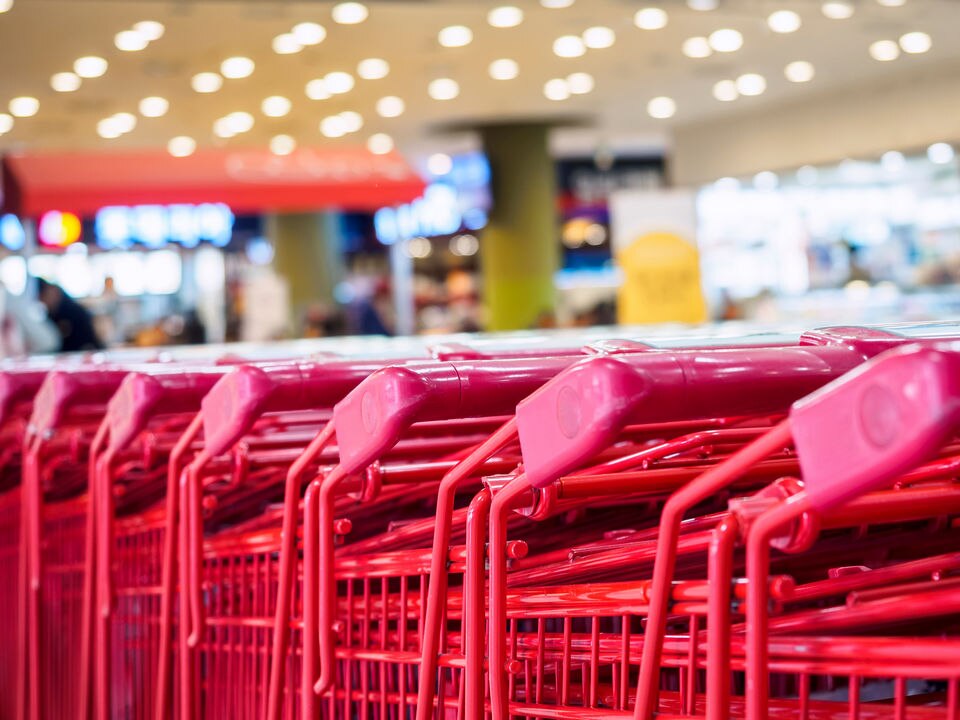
[[139, 96, 169, 117], [553, 34, 586, 57], [928, 142, 955, 164], [225, 111, 255, 133], [111, 112, 137, 133], [261, 96, 292, 117], [376, 95, 405, 117], [367, 133, 394, 154], [880, 150, 906, 174], [221, 56, 255, 78], [273, 33, 303, 54], [876, 0, 906, 6], [634, 8, 668, 30], [292, 22, 326, 45], [134, 20, 165, 41], [428, 78, 460, 100], [115, 30, 149, 52], [566, 72, 594, 94], [687, 0, 719, 9], [270, 134, 296, 156], [8, 96, 38, 117], [735, 73, 766, 96], [305, 78, 331, 100], [357, 58, 390, 80], [869, 39, 900, 61], [821, 1, 855, 19], [646, 96, 676, 119], [708, 28, 743, 52], [753, 171, 779, 190], [488, 58, 519, 80], [796, 165, 819, 185], [213, 117, 236, 138], [0, 0, 13, 13], [540, 0, 574, 7], [339, 111, 363, 133], [767, 10, 801, 33], [488, 6, 523, 28], [583, 26, 615, 49], [427, 153, 453, 176], [543, 78, 570, 101], [0, 113, 12, 134], [324, 71, 355, 94], [332, 2, 368, 24], [74, 56, 108, 78], [899, 31, 932, 53], [784, 60, 815, 82], [712, 79, 739, 101], [168, 136, 196, 157], [50, 72, 81, 92], [97, 118, 122, 139], [320, 115, 347, 138], [439, 25, 472, 47], [682, 36, 712, 58], [191, 72, 223, 93]]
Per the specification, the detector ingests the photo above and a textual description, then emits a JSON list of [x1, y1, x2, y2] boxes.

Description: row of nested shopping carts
[[1, 321, 959, 720]]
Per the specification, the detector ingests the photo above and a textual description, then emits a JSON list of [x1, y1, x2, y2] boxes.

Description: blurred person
[[37, 278, 105, 352], [0, 281, 59, 356], [350, 277, 394, 336]]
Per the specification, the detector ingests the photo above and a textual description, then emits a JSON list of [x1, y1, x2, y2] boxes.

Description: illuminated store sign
[[95, 203, 234, 249], [0, 214, 25, 251], [38, 210, 82, 247]]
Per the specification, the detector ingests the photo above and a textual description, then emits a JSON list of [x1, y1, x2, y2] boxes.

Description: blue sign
[[95, 203, 235, 249], [0, 214, 25, 251]]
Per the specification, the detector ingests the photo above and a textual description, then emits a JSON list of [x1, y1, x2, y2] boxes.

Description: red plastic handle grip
[[29, 366, 144, 437], [0, 369, 48, 426], [333, 356, 575, 476], [791, 342, 960, 512]]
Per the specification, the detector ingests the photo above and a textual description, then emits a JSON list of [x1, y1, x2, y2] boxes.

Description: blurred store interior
[[0, 0, 959, 351]]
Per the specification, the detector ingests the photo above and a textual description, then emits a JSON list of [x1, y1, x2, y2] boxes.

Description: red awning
[[1, 146, 426, 217]]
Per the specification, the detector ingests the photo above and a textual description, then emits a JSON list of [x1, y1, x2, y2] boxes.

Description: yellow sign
[[617, 231, 708, 325]]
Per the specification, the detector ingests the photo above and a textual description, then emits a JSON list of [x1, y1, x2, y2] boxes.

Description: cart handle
[[28, 366, 142, 438], [0, 369, 48, 427]]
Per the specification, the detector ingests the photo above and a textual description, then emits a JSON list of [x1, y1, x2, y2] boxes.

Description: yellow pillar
[[267, 211, 345, 330], [479, 123, 559, 330]]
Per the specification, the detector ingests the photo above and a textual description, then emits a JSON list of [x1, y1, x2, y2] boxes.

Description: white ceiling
[[0, 0, 957, 165]]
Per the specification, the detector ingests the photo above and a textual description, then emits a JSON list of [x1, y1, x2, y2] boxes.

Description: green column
[[479, 123, 559, 331], [267, 211, 345, 330]]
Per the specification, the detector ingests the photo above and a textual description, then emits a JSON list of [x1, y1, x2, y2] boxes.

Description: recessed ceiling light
[[97, 118, 122, 139], [168, 136, 196, 157], [8, 96, 38, 117], [489, 58, 519, 80], [376, 95, 405, 117], [881, 150, 906, 173], [439, 25, 472, 47], [139, 96, 169, 117], [876, 0, 906, 6], [0, 0, 13, 13], [225, 111, 254, 133], [111, 112, 137, 133], [553, 35, 586, 57], [261, 96, 292, 117], [213, 117, 236, 138], [339, 111, 363, 133], [784, 60, 815, 82], [273, 33, 303, 54], [332, 2, 368, 24], [647, 96, 676, 119], [134, 20, 165, 41], [634, 8, 668, 30], [50, 72, 81, 92], [427, 153, 453, 176], [191, 72, 223, 93], [869, 39, 900, 61], [292, 22, 326, 45], [583, 26, 615, 49], [305, 79, 331, 100], [709, 28, 743, 52], [115, 30, 149, 52], [566, 72, 594, 94], [320, 115, 347, 138], [712, 79, 739, 101], [682, 36, 712, 58], [735, 73, 766, 96], [488, 6, 523, 28], [540, 0, 574, 7], [428, 78, 460, 100], [767, 10, 801, 33], [687, 0, 718, 9], [928, 142, 954, 164], [270, 134, 296, 156], [221, 56, 255, 78], [753, 171, 779, 190], [544, 78, 570, 101], [74, 56, 108, 78], [357, 58, 390, 80], [367, 133, 394, 154], [324, 71, 355, 94], [899, 31, 931, 53], [821, 1, 855, 19], [0, 113, 12, 134]]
